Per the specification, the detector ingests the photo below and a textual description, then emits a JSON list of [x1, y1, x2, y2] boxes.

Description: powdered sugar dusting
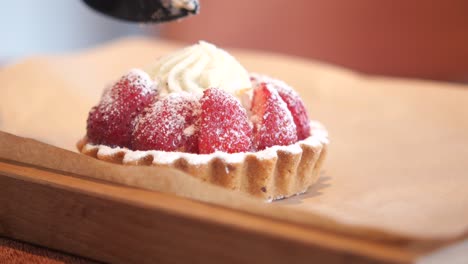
[[97, 144, 127, 156], [84, 121, 327, 165], [86, 69, 157, 148], [199, 88, 252, 154], [127, 69, 157, 95], [87, 66, 316, 157], [122, 150, 152, 163], [183, 125, 196, 136], [251, 73, 296, 98], [251, 73, 311, 140], [152, 151, 181, 164], [99, 69, 156, 107], [82, 143, 98, 153], [251, 83, 297, 150], [132, 92, 201, 152]]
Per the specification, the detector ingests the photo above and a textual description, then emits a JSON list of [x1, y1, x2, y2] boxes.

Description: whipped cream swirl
[[146, 41, 252, 94]]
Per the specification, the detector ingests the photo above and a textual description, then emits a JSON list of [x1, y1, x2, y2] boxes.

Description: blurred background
[[2, 0, 468, 81]]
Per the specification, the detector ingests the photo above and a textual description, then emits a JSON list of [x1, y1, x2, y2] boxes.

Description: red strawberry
[[132, 92, 201, 152], [199, 88, 252, 154], [273, 83, 310, 140], [251, 83, 297, 150], [86, 69, 157, 148], [251, 74, 311, 140]]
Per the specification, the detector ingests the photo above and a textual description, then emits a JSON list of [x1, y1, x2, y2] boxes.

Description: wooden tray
[[0, 156, 466, 264]]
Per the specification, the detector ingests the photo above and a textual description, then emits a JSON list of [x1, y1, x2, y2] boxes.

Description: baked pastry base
[[77, 121, 328, 201]]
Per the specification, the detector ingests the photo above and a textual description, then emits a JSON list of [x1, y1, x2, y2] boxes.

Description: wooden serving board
[[0, 157, 466, 264]]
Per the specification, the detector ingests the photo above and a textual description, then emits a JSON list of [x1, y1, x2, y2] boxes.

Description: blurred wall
[[160, 0, 468, 81], [0, 0, 146, 64]]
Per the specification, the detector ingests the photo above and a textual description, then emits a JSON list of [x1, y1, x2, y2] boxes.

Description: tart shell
[[77, 121, 328, 201]]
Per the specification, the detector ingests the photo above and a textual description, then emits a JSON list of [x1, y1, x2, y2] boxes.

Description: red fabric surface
[[0, 237, 97, 264]]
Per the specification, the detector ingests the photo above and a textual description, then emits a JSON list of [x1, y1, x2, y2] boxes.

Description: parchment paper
[[1, 37, 468, 243]]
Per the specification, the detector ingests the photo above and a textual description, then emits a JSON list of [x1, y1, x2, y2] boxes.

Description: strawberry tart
[[77, 41, 328, 201]]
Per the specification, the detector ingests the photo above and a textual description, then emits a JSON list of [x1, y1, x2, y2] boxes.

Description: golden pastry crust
[[77, 121, 328, 201]]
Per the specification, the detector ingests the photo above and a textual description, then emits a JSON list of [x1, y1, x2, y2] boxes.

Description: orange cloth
[[0, 237, 95, 264]]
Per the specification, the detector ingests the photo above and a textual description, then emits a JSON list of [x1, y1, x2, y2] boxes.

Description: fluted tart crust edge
[[77, 121, 328, 201]]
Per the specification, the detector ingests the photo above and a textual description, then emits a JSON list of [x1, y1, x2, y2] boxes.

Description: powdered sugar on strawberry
[[86, 69, 157, 148], [85, 51, 315, 154], [199, 88, 252, 154], [251, 83, 297, 150], [251, 73, 311, 140], [132, 92, 201, 152]]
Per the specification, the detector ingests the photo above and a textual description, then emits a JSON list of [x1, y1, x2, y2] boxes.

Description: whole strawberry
[[251, 82, 298, 150], [132, 92, 201, 153], [199, 88, 252, 154], [251, 74, 311, 140], [86, 69, 157, 148]]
